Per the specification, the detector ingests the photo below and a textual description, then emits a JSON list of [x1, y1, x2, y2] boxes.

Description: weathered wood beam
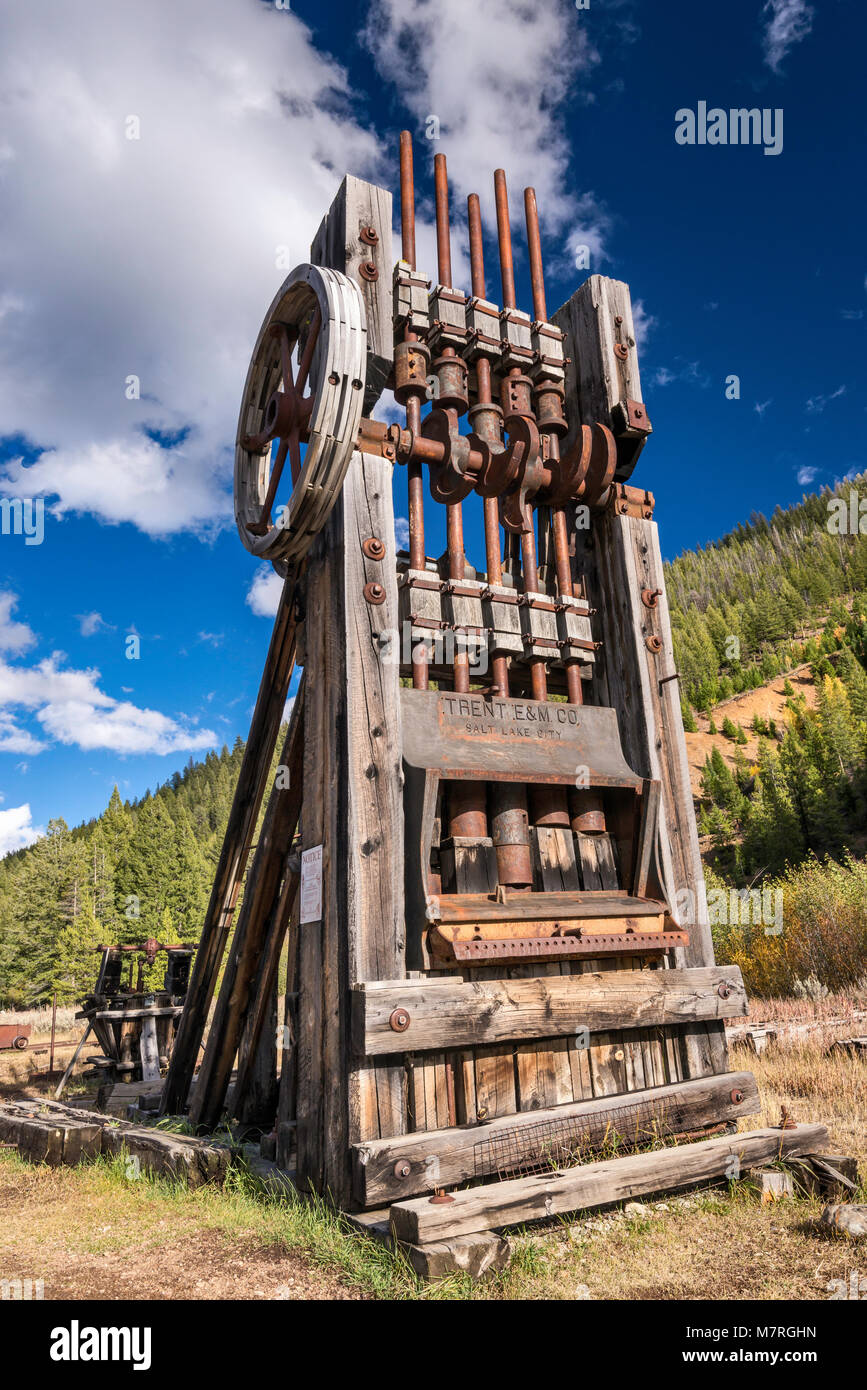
[[388, 1123, 829, 1242], [161, 571, 299, 1116], [554, 274, 729, 1081], [353, 965, 748, 1058], [189, 680, 305, 1131], [353, 1070, 759, 1206], [294, 175, 405, 1204]]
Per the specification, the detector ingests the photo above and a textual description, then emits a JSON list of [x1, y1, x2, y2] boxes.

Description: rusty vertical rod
[[434, 153, 453, 288], [400, 131, 428, 689], [468, 191, 532, 886], [400, 130, 416, 269], [524, 185, 583, 707], [432, 155, 486, 841], [434, 153, 470, 697], [494, 168, 547, 704]]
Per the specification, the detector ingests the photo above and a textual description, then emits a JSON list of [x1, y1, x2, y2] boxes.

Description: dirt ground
[[684, 666, 817, 798], [0, 1158, 363, 1300]]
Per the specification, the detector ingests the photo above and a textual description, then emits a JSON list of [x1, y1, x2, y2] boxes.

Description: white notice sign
[[300, 844, 324, 924]]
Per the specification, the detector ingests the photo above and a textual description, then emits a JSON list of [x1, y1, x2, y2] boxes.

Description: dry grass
[[733, 1036, 867, 1165], [0, 1025, 863, 1301], [0, 1005, 77, 1036]]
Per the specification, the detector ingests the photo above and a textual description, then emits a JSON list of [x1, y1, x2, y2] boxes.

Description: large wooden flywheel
[[234, 263, 367, 568]]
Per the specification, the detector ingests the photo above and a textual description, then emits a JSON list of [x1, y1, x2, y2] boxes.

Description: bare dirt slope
[[684, 665, 817, 800]]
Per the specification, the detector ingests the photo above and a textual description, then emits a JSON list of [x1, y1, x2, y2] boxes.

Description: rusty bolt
[[717, 981, 732, 1000], [359, 260, 379, 282], [429, 1190, 455, 1205], [641, 587, 662, 609], [364, 581, 386, 605], [393, 1159, 412, 1179], [362, 536, 386, 561], [614, 342, 629, 361], [360, 225, 379, 245], [645, 634, 663, 654], [389, 1007, 410, 1033], [730, 1088, 744, 1104], [614, 315, 623, 325]]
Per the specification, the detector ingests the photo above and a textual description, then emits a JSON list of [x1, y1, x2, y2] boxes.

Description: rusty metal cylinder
[[535, 385, 568, 436], [501, 372, 534, 419], [432, 352, 469, 412], [393, 340, 431, 405], [489, 784, 533, 887], [570, 791, 606, 835], [448, 781, 489, 839], [529, 784, 571, 827]]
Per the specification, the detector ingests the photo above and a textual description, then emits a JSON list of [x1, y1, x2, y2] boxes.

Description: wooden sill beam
[[388, 1122, 829, 1242], [352, 1070, 759, 1206], [352, 965, 748, 1058]]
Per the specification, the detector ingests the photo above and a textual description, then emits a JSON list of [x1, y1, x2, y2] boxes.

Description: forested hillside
[[667, 474, 867, 883], [2, 476, 866, 1007], [666, 472, 867, 710], [0, 735, 286, 1007]]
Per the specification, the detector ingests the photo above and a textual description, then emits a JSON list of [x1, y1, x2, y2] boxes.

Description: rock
[[820, 1204, 867, 1239], [623, 1201, 648, 1217]]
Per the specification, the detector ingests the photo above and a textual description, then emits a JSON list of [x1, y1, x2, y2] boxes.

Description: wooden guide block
[[533, 826, 580, 892], [519, 591, 559, 658], [481, 583, 523, 656], [397, 569, 444, 644]]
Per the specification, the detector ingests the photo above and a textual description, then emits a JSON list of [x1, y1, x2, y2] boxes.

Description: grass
[[0, 1024, 864, 1300]]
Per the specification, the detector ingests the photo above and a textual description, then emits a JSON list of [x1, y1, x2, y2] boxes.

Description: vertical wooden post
[[554, 275, 729, 1078], [161, 572, 299, 1116], [292, 176, 406, 1204]]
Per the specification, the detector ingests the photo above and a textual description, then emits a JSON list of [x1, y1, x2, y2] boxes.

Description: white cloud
[[0, 649, 217, 756], [0, 804, 42, 857], [797, 465, 817, 486], [806, 384, 846, 413], [246, 565, 284, 618], [762, 1, 814, 74], [394, 516, 410, 549], [754, 399, 772, 417], [364, 0, 609, 273], [77, 611, 113, 637], [631, 300, 656, 352], [0, 1, 382, 537], [0, 591, 36, 654]]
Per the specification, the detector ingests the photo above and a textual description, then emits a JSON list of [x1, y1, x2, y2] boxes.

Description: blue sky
[[0, 0, 864, 850]]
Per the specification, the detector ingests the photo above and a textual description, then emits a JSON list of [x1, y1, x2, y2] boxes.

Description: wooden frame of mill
[[155, 134, 831, 1276]]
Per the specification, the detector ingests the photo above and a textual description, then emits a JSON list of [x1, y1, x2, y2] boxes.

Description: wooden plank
[[559, 273, 730, 1082], [190, 684, 305, 1130], [389, 1124, 829, 1242], [535, 827, 580, 891], [161, 571, 299, 1116], [354, 965, 748, 1056], [310, 174, 393, 415], [352, 1070, 760, 1206], [293, 177, 404, 1199], [138, 1016, 160, 1084]]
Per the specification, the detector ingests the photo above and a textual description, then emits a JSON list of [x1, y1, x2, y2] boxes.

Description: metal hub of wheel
[[234, 263, 367, 569]]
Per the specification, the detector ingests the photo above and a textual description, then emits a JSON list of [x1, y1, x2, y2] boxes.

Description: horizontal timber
[[352, 1070, 759, 1206], [353, 965, 748, 1057], [388, 1122, 829, 1242]]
